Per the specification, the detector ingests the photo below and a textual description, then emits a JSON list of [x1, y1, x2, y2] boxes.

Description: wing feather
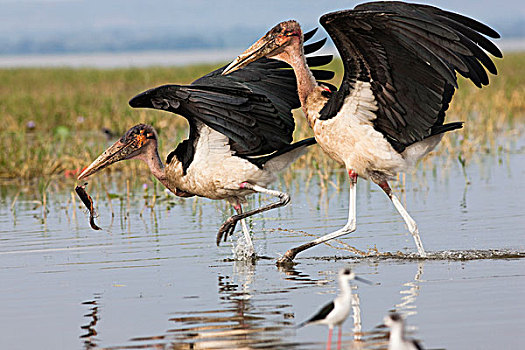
[[130, 31, 334, 156], [319, 1, 500, 151]]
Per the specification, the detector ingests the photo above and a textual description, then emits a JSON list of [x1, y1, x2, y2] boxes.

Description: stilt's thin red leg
[[337, 326, 342, 350], [327, 327, 333, 350]]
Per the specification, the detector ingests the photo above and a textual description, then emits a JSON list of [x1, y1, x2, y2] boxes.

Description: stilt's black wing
[[130, 30, 334, 157], [297, 301, 335, 328], [319, 1, 501, 152], [412, 339, 424, 350]]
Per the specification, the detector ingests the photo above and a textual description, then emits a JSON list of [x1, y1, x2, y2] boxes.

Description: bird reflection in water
[[79, 293, 102, 349], [78, 263, 427, 349], [166, 261, 295, 349], [365, 262, 426, 350]]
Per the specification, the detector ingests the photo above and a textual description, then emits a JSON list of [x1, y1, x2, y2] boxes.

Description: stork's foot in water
[[216, 217, 239, 245], [276, 248, 299, 266]]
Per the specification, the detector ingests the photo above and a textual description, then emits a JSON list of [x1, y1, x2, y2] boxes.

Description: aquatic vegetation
[[0, 53, 523, 183]]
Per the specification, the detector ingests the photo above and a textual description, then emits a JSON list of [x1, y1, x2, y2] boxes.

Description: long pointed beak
[[77, 139, 133, 180], [222, 36, 275, 76], [354, 276, 374, 285]]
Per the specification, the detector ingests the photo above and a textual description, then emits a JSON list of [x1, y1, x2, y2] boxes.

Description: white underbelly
[[314, 117, 407, 181], [308, 81, 411, 182], [182, 156, 276, 200]]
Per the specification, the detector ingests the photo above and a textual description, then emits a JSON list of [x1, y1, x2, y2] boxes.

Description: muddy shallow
[[1, 146, 524, 349]]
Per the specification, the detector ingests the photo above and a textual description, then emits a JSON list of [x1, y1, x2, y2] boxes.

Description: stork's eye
[[134, 130, 147, 147]]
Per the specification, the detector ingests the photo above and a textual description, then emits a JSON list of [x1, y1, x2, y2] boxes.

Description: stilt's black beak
[[354, 276, 374, 285]]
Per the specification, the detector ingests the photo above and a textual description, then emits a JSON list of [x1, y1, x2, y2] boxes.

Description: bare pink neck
[[278, 42, 318, 111], [136, 143, 167, 184]]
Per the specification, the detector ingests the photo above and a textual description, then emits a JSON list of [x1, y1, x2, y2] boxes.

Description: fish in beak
[[222, 20, 302, 76], [78, 124, 152, 180]]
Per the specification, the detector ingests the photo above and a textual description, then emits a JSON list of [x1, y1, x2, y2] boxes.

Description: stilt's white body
[[299, 269, 367, 350], [311, 281, 352, 329], [385, 314, 422, 350]]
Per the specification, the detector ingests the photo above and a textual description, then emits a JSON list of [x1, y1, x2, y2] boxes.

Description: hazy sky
[[2, 0, 523, 36]]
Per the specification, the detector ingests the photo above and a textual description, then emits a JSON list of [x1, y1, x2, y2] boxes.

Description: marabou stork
[[78, 30, 335, 257], [222, 1, 501, 263], [297, 268, 372, 350], [383, 313, 423, 350]]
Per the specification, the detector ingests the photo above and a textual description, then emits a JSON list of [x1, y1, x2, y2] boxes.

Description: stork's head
[[78, 124, 158, 180], [222, 20, 302, 75]]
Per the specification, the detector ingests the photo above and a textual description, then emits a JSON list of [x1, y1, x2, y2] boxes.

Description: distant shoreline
[[0, 39, 523, 69], [0, 48, 244, 69]]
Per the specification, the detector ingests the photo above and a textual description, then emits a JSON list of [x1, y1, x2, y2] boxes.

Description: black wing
[[130, 84, 292, 156], [130, 29, 334, 157], [411, 339, 425, 350], [319, 1, 501, 152], [300, 301, 335, 327], [194, 29, 336, 114]]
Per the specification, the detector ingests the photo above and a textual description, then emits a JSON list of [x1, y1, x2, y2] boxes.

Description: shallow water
[[1, 148, 524, 349]]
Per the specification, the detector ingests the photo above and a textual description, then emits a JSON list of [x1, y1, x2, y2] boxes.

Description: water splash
[[232, 236, 257, 261]]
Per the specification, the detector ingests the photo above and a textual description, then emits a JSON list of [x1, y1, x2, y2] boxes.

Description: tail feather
[[261, 137, 317, 172], [294, 320, 310, 329], [430, 121, 464, 136]]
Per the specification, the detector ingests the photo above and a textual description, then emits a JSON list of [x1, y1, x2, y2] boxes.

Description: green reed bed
[[1, 53, 523, 184]]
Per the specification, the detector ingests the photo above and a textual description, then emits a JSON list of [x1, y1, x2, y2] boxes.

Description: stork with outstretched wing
[[222, 1, 501, 263], [78, 30, 335, 257]]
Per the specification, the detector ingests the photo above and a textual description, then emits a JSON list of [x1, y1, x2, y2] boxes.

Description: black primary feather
[[130, 29, 334, 163], [318, 1, 500, 152]]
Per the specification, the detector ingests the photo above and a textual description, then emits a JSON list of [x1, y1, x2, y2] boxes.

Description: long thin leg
[[216, 183, 290, 245], [337, 326, 342, 350], [378, 181, 426, 257], [327, 327, 333, 350], [277, 170, 358, 264], [234, 203, 255, 256]]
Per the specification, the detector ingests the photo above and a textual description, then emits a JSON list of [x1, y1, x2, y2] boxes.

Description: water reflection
[[4, 148, 525, 350], [80, 293, 102, 349], [164, 262, 297, 349], [75, 255, 522, 349], [92, 262, 298, 349], [356, 263, 425, 350]]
